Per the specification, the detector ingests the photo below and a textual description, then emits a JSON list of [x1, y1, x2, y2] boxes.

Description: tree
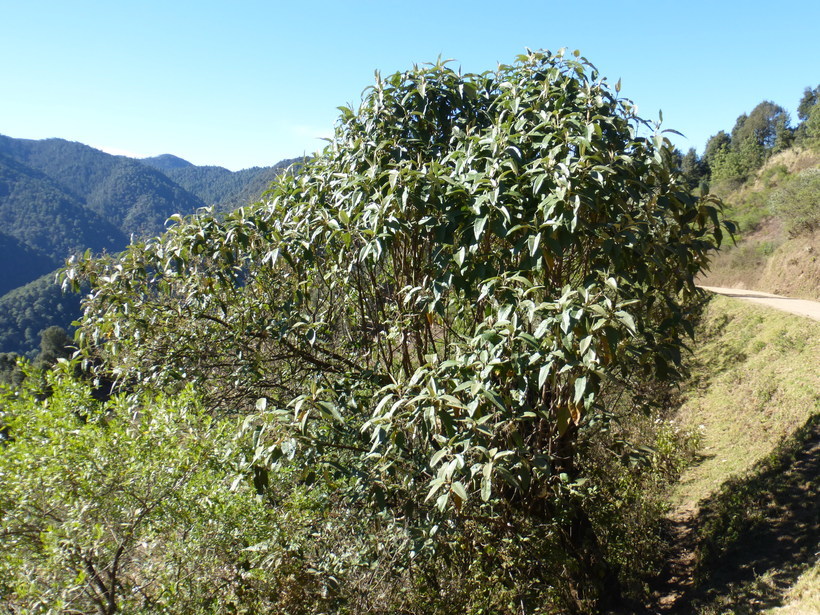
[[680, 147, 708, 191], [67, 50, 727, 612], [797, 84, 820, 121], [703, 130, 731, 169], [730, 101, 791, 153], [0, 352, 23, 388], [796, 92, 820, 149], [706, 102, 792, 187], [35, 325, 73, 366]]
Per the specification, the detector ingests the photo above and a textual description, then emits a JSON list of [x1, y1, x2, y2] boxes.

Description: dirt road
[[699, 286, 820, 321]]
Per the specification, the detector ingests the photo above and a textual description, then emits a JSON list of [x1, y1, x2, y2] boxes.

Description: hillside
[[0, 134, 297, 356], [650, 294, 820, 613], [141, 155, 303, 210], [698, 147, 820, 300], [0, 232, 60, 297], [140, 153, 194, 171], [0, 151, 126, 262], [0, 273, 83, 358], [0, 136, 207, 238]]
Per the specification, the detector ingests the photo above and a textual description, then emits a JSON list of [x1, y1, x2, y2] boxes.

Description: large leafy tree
[[67, 50, 726, 611], [732, 101, 792, 154], [796, 85, 820, 148]]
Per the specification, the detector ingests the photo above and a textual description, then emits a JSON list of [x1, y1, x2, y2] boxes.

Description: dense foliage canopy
[[62, 49, 727, 612]]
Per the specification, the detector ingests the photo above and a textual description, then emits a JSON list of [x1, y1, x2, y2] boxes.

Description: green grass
[[669, 294, 820, 613], [674, 296, 819, 505], [764, 564, 820, 614]]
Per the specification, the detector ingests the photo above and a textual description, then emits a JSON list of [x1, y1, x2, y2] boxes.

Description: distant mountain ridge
[[0, 134, 298, 356], [0, 232, 56, 297], [0, 136, 207, 239], [140, 154, 194, 171], [0, 149, 126, 263], [140, 154, 302, 209]]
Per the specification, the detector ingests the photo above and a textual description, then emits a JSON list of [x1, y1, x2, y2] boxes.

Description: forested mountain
[[0, 151, 126, 261], [0, 134, 296, 356], [0, 136, 207, 238], [139, 153, 194, 171], [141, 155, 302, 210], [0, 273, 82, 357], [0, 232, 56, 297]]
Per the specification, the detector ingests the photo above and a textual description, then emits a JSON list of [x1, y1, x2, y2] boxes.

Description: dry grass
[[757, 147, 820, 179], [699, 146, 820, 301], [700, 227, 820, 301]]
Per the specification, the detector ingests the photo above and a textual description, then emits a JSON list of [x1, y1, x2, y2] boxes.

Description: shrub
[[769, 168, 820, 235], [65, 50, 727, 613]]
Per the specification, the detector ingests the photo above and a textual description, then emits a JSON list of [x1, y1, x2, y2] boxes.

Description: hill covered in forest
[[0, 134, 298, 356], [140, 154, 302, 211]]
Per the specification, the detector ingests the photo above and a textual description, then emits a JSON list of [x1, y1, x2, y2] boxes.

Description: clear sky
[[2, 1, 818, 171]]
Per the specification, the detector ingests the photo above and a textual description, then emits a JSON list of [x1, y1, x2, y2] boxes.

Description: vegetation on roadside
[[668, 295, 820, 613], [689, 84, 820, 300], [1, 53, 817, 615], [698, 147, 820, 300], [1, 49, 730, 614]]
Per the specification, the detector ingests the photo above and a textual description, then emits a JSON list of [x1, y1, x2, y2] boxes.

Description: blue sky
[[2, 1, 818, 170]]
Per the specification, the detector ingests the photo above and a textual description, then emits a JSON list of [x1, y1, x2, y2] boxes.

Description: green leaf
[[527, 233, 541, 257], [573, 376, 587, 403], [615, 310, 637, 333], [473, 215, 487, 240], [425, 477, 445, 502], [430, 448, 448, 468], [480, 388, 505, 412], [316, 401, 343, 423], [556, 404, 571, 436], [538, 363, 551, 388], [454, 246, 466, 267], [534, 319, 551, 339], [450, 481, 468, 502], [481, 476, 492, 501]]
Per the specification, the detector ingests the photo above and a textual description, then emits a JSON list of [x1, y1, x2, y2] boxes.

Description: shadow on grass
[[683, 412, 819, 613]]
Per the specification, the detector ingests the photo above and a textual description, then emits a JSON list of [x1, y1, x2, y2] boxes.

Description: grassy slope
[[699, 147, 820, 301], [670, 295, 819, 613]]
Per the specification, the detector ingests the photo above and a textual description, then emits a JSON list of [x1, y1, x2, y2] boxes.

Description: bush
[[65, 50, 727, 613], [769, 168, 820, 235]]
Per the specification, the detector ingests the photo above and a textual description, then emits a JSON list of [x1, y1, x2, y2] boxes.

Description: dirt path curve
[[699, 286, 820, 321]]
